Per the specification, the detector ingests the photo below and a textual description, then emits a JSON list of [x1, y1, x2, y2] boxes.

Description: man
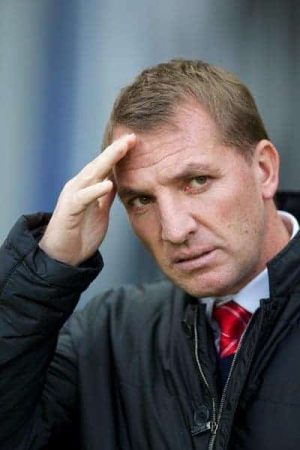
[[1, 59, 300, 449]]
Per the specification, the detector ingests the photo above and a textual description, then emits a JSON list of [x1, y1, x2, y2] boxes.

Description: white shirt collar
[[279, 210, 299, 239], [201, 210, 299, 317]]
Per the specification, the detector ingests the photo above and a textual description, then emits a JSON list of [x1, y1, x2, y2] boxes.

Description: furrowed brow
[[117, 187, 149, 201], [117, 162, 218, 201], [166, 162, 216, 182]]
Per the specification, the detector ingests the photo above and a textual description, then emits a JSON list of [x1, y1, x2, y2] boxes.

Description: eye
[[128, 196, 152, 209], [188, 176, 209, 188]]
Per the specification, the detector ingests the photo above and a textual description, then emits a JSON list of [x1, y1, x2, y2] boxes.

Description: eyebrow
[[169, 161, 216, 180], [118, 187, 149, 201], [117, 161, 218, 200]]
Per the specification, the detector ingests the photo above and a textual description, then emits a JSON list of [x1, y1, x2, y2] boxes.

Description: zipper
[[193, 305, 254, 450], [193, 309, 218, 441]]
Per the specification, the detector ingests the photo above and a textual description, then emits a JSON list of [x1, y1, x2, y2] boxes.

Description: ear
[[253, 140, 280, 200]]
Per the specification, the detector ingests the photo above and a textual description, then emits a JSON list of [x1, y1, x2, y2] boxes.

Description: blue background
[[1, 0, 299, 303]]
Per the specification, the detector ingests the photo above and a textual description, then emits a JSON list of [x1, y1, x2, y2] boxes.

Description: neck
[[263, 202, 290, 264]]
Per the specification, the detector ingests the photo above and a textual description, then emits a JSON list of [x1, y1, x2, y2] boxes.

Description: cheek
[[223, 200, 264, 258], [129, 215, 159, 251], [216, 173, 261, 220], [205, 184, 263, 247]]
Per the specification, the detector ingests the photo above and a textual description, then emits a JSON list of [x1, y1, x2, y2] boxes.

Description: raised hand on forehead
[[39, 134, 136, 266]]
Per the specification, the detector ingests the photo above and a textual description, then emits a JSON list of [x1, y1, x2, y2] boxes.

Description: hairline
[[104, 94, 257, 164]]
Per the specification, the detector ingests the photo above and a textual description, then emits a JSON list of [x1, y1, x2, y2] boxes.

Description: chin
[[166, 271, 239, 298], [164, 273, 210, 297]]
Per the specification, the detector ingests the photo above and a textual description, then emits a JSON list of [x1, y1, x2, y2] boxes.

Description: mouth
[[172, 249, 216, 272]]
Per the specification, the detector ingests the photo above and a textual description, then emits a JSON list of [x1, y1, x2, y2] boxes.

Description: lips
[[172, 248, 216, 271]]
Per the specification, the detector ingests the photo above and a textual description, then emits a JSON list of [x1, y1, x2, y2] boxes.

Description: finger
[[74, 180, 114, 212], [97, 183, 116, 212], [94, 133, 136, 179], [76, 134, 136, 188]]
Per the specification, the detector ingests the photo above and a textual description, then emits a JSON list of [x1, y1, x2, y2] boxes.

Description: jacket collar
[[267, 229, 300, 297]]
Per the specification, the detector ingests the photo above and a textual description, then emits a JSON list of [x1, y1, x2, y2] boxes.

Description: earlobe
[[254, 140, 280, 200]]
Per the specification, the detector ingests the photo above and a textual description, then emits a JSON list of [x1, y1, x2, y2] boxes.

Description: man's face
[[113, 102, 270, 297]]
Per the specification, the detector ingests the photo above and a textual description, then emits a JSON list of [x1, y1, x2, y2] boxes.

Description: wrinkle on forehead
[[116, 142, 188, 172], [113, 101, 221, 173]]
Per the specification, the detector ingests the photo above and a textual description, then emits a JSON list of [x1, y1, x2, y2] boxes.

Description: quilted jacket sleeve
[[0, 214, 102, 449]]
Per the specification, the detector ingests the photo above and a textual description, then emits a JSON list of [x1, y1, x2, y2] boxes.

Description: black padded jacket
[[1, 194, 300, 450]]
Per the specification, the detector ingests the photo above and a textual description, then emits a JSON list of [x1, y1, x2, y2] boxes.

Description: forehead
[[113, 102, 221, 175]]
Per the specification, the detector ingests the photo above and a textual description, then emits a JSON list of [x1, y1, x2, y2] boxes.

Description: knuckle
[[74, 190, 84, 204], [81, 166, 98, 183], [63, 178, 75, 191]]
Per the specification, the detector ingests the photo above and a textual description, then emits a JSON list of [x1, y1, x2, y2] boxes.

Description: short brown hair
[[102, 59, 269, 158]]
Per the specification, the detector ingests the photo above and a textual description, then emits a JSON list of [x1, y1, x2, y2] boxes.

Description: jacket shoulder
[[79, 278, 183, 317], [67, 279, 186, 343]]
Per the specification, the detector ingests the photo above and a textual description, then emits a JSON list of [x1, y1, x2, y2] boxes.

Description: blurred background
[[1, 0, 299, 303]]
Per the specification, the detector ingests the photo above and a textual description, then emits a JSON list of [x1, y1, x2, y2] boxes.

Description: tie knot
[[213, 300, 252, 358]]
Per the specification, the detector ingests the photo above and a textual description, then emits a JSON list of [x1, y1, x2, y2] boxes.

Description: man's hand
[[39, 134, 136, 266]]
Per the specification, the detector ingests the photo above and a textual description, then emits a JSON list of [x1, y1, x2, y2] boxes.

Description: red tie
[[212, 300, 252, 358]]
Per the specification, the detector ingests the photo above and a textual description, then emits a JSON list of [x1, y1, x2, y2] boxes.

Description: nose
[[159, 195, 197, 244]]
